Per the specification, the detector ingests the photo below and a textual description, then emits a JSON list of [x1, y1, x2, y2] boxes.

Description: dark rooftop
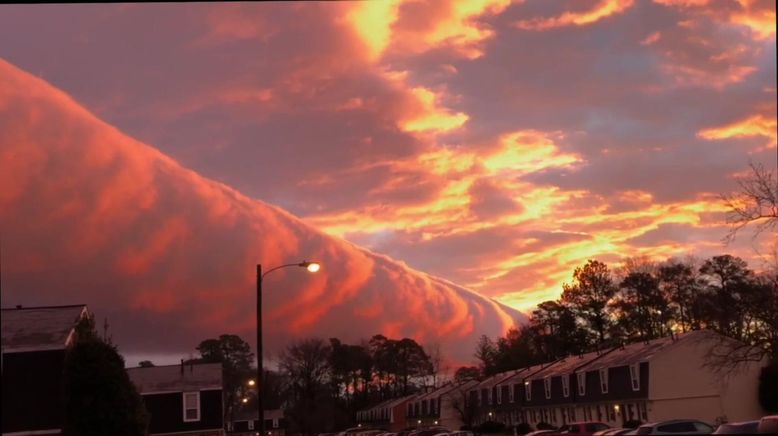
[[1, 304, 88, 352], [127, 362, 222, 394]]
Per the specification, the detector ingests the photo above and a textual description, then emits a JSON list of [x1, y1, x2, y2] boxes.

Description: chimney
[[180, 359, 184, 375]]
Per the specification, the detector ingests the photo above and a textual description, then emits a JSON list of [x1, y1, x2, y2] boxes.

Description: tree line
[[467, 254, 777, 377]]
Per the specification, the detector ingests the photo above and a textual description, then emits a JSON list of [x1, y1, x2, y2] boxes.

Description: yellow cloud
[[698, 114, 778, 148], [516, 0, 635, 30]]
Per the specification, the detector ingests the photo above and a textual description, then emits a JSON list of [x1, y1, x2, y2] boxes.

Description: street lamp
[[256, 261, 320, 436]]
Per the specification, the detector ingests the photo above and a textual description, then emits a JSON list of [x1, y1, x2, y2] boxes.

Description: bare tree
[[722, 162, 778, 243]]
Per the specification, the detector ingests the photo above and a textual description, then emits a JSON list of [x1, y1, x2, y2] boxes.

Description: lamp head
[[300, 261, 321, 273]]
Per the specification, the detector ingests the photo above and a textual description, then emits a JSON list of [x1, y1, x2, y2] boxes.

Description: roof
[[359, 393, 419, 413], [472, 369, 522, 390], [575, 331, 700, 372], [527, 349, 613, 380], [1, 305, 88, 352], [127, 362, 222, 394]]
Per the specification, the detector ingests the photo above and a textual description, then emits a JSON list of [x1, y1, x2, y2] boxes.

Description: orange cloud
[[698, 113, 778, 149], [0, 59, 521, 362], [515, 0, 635, 30]]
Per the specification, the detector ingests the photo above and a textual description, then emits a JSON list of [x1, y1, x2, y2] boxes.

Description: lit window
[[629, 363, 640, 391], [544, 378, 551, 399], [577, 372, 586, 396], [183, 392, 200, 422], [599, 368, 609, 394], [562, 374, 570, 398]]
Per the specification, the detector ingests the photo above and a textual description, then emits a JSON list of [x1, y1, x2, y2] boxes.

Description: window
[[561, 374, 570, 397], [487, 388, 492, 405], [183, 391, 200, 422], [496, 385, 502, 404], [248, 420, 255, 430], [657, 422, 697, 433], [630, 363, 640, 391], [525, 381, 531, 401], [227, 422, 234, 431], [599, 368, 609, 394], [577, 372, 586, 396], [273, 418, 280, 428], [544, 378, 551, 399], [509, 383, 515, 403]]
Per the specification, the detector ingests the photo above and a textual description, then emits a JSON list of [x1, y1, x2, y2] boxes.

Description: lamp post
[[256, 261, 320, 436]]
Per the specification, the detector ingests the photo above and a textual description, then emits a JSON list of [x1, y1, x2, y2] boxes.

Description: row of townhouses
[[1, 304, 284, 436], [358, 330, 767, 431]]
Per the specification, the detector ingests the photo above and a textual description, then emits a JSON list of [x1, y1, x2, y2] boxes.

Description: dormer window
[[599, 368, 609, 394], [543, 378, 551, 399], [525, 381, 531, 401], [183, 392, 200, 422], [630, 363, 640, 391], [562, 374, 570, 398], [577, 372, 586, 396]]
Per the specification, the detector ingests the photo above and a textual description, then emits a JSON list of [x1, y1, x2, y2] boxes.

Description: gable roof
[[127, 362, 222, 394], [1, 304, 88, 353], [575, 331, 699, 372], [528, 349, 613, 380]]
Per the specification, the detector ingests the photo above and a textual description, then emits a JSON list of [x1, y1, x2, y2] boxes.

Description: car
[[597, 430, 633, 436], [556, 422, 611, 436], [448, 432, 474, 436], [408, 427, 449, 436], [525, 431, 556, 436], [711, 420, 760, 434], [758, 415, 778, 434], [625, 419, 714, 435]]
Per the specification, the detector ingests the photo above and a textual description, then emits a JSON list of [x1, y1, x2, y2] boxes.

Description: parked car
[[408, 427, 449, 436], [758, 415, 778, 434], [712, 420, 759, 434], [448, 432, 474, 436], [525, 431, 556, 436], [598, 430, 633, 436], [555, 422, 611, 435], [625, 420, 714, 435]]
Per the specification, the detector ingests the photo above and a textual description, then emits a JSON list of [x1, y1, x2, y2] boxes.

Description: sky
[[0, 0, 776, 366]]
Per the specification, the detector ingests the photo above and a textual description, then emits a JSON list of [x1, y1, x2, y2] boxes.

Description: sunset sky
[[0, 0, 775, 365]]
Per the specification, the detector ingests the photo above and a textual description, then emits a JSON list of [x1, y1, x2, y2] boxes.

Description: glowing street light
[[256, 260, 320, 436], [242, 398, 249, 403], [248, 379, 256, 387]]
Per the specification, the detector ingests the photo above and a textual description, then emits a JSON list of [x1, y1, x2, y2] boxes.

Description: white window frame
[[525, 381, 531, 401], [577, 372, 586, 396], [629, 363, 640, 391], [496, 385, 502, 404], [544, 378, 551, 399], [183, 391, 201, 422], [273, 418, 279, 428], [599, 368, 609, 394], [562, 374, 570, 398], [509, 383, 515, 403], [248, 420, 255, 430]]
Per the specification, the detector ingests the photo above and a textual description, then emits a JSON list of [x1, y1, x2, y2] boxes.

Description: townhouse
[[356, 394, 418, 432], [466, 330, 766, 429]]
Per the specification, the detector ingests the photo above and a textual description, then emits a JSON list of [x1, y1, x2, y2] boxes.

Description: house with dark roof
[[457, 330, 766, 430], [127, 361, 224, 436], [357, 394, 418, 432], [1, 304, 90, 435], [227, 408, 286, 436], [405, 380, 479, 430]]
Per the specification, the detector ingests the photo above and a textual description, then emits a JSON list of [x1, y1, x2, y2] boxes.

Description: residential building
[[357, 394, 418, 431], [227, 409, 286, 436], [406, 380, 479, 430], [462, 330, 767, 429], [127, 361, 224, 436], [1, 304, 90, 435]]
